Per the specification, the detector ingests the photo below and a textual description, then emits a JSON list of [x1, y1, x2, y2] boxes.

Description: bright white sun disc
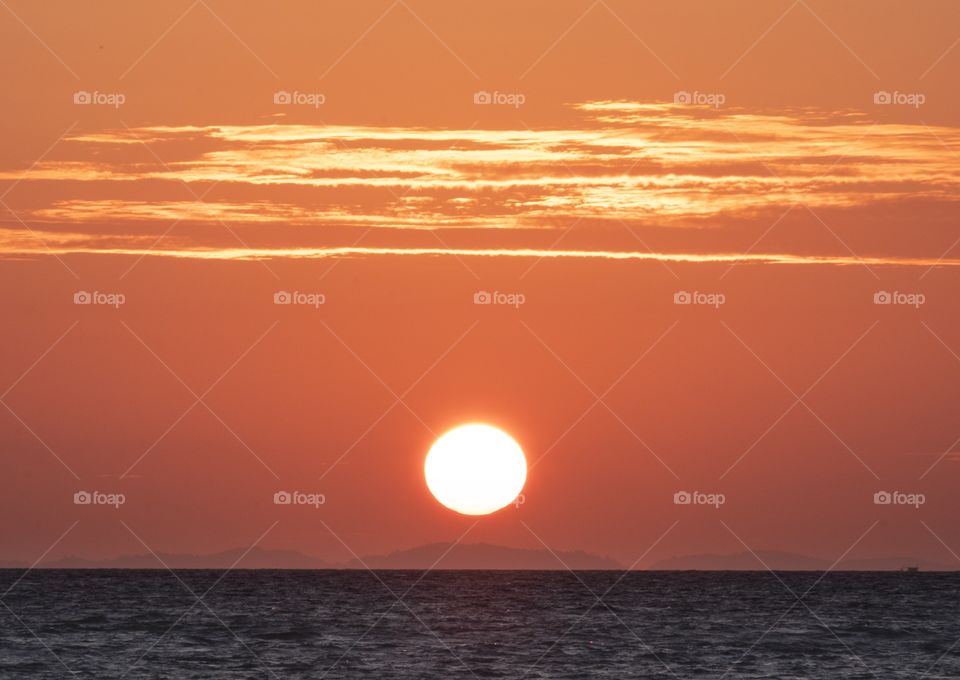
[[425, 424, 527, 516]]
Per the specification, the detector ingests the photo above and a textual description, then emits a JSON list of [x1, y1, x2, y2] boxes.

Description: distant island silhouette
[[0, 543, 621, 570], [648, 551, 954, 572], [1, 545, 953, 571], [347, 542, 623, 570]]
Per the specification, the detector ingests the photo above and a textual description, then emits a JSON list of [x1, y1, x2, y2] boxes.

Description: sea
[[1, 570, 958, 678]]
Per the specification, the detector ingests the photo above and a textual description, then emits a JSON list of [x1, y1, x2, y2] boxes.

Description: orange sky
[[2, 0, 960, 568]]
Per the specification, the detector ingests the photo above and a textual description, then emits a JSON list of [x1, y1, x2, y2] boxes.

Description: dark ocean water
[[1, 570, 958, 679]]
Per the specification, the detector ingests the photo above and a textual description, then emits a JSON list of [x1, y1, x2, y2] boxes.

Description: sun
[[425, 424, 527, 516]]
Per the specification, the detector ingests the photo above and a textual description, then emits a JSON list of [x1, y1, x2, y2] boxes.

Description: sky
[[1, 0, 960, 569]]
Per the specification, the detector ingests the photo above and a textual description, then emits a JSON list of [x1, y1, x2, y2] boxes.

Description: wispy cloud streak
[[1, 228, 958, 268], [1, 101, 958, 262]]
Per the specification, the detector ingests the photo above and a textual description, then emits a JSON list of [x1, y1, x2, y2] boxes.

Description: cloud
[[2, 101, 959, 261]]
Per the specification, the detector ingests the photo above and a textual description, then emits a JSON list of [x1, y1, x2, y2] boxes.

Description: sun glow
[[424, 424, 527, 516]]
